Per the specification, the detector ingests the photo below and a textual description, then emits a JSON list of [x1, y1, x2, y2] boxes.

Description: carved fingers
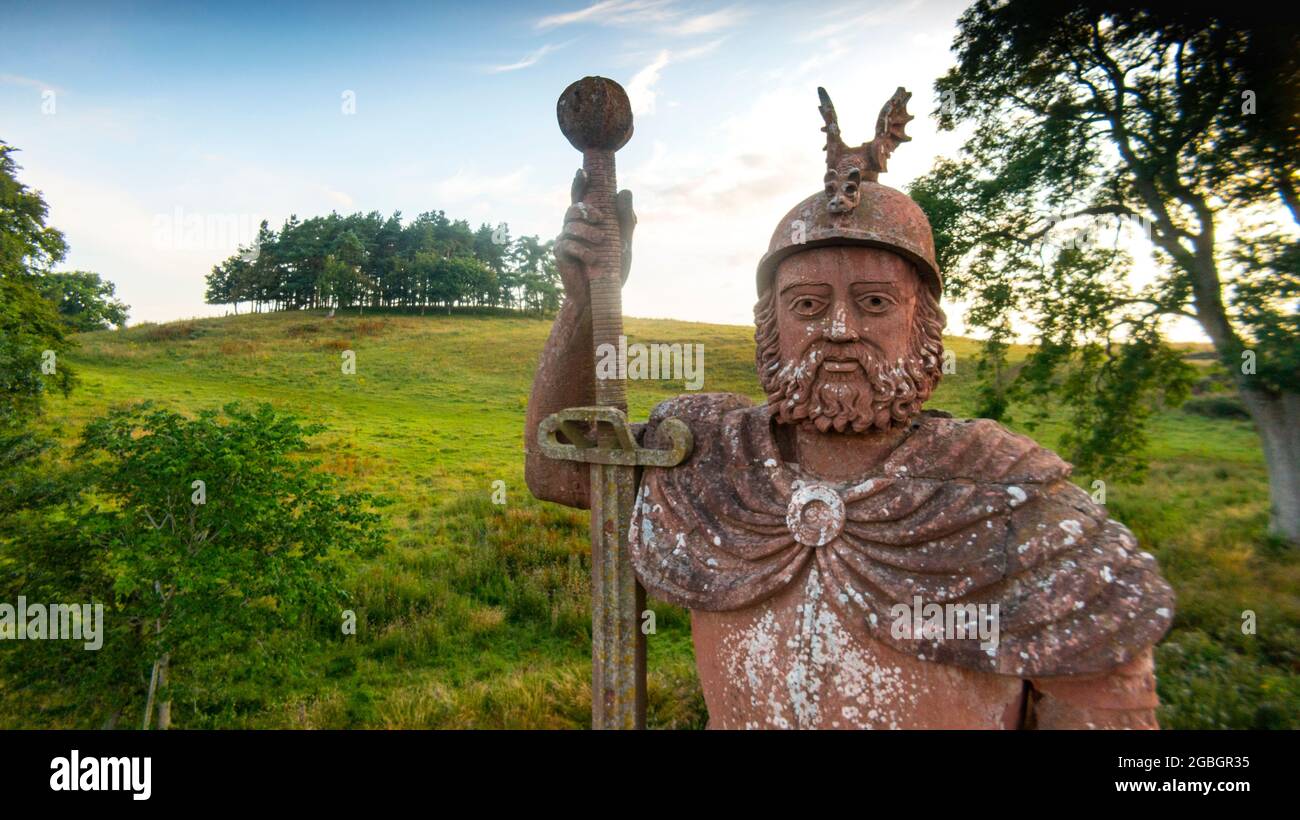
[[616, 188, 636, 284], [554, 167, 637, 291], [554, 169, 598, 294], [554, 201, 603, 289]]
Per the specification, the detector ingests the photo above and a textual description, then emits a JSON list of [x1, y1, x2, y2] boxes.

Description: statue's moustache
[[773, 335, 927, 433], [797, 338, 882, 377]]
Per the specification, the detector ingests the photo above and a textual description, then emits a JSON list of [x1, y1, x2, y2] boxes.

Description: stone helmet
[[755, 86, 942, 299]]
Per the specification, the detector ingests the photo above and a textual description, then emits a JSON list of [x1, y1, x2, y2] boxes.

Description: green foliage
[[0, 141, 78, 426], [0, 149, 81, 551], [205, 210, 559, 315], [1157, 629, 1300, 729], [0, 275, 76, 427], [1231, 234, 1300, 393], [76, 402, 386, 693], [36, 270, 129, 331], [1, 402, 388, 726], [0, 140, 124, 426], [0, 141, 68, 278], [911, 1, 1299, 481]]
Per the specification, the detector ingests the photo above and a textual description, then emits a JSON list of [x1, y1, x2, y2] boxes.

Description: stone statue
[[526, 83, 1175, 729]]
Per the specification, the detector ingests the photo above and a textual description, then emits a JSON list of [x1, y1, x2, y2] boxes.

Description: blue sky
[[1, 0, 1203, 340]]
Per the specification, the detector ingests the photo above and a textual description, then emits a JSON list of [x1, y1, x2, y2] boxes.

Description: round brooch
[[786, 484, 846, 547]]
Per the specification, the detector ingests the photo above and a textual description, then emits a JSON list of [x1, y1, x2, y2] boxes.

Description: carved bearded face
[[754, 245, 945, 433]]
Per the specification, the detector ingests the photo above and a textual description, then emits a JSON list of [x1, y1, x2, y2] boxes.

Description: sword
[[545, 76, 691, 729]]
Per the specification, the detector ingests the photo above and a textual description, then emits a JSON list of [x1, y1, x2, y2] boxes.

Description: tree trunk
[[100, 708, 122, 730], [1240, 388, 1300, 544], [1174, 246, 1299, 545], [156, 652, 172, 730], [142, 658, 159, 730]]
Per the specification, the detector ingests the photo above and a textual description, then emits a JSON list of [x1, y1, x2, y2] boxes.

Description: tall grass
[[4, 307, 1290, 728]]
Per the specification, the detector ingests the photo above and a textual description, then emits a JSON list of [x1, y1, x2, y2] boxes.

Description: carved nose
[[827, 304, 857, 342]]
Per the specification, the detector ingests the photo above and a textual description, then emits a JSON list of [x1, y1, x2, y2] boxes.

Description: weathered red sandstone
[[527, 85, 1174, 729]]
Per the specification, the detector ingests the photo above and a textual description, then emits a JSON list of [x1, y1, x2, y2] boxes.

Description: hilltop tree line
[[204, 211, 562, 315]]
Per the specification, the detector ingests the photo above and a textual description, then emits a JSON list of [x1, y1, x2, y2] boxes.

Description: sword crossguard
[[537, 407, 692, 468]]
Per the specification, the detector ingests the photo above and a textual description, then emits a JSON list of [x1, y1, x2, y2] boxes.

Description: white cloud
[[35, 170, 229, 325], [536, 0, 746, 35], [661, 5, 749, 35], [319, 186, 354, 209], [487, 41, 570, 73], [0, 73, 62, 93], [676, 37, 726, 60], [784, 37, 851, 81], [434, 166, 532, 203], [536, 0, 676, 30], [627, 51, 672, 116], [799, 0, 926, 41], [625, 39, 723, 117]]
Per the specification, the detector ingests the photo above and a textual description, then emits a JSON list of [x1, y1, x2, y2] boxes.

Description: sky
[[0, 0, 1206, 341]]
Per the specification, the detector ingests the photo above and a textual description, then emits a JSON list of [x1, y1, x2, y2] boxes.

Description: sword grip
[[582, 148, 626, 412]]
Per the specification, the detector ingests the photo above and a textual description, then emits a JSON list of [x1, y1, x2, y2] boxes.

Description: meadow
[[8, 308, 1297, 728]]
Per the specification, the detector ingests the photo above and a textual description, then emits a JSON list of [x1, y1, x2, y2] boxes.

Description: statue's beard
[[768, 339, 937, 433]]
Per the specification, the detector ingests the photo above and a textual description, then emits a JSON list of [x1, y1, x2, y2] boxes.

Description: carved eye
[[790, 296, 827, 317], [825, 182, 837, 196], [858, 293, 894, 313], [844, 183, 858, 195]]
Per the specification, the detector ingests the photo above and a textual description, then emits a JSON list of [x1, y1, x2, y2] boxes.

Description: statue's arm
[[524, 173, 636, 510], [525, 290, 596, 508], [1025, 648, 1160, 729]]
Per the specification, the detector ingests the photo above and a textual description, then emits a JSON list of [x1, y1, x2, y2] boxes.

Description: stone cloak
[[629, 392, 1175, 679]]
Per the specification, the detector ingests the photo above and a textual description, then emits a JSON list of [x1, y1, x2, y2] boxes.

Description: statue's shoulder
[[644, 392, 757, 448], [647, 391, 755, 427], [641, 391, 763, 472], [893, 414, 1073, 485]]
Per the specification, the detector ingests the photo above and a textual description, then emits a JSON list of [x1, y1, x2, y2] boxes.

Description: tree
[[912, 2, 1300, 542], [432, 255, 489, 311], [36, 271, 128, 331], [474, 222, 509, 306], [0, 141, 100, 722], [511, 235, 560, 314], [0, 139, 77, 426], [0, 276, 78, 561], [68, 402, 386, 728], [0, 275, 75, 426], [0, 141, 67, 278]]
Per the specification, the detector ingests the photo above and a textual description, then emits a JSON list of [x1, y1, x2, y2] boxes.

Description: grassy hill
[[11, 308, 1298, 728]]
